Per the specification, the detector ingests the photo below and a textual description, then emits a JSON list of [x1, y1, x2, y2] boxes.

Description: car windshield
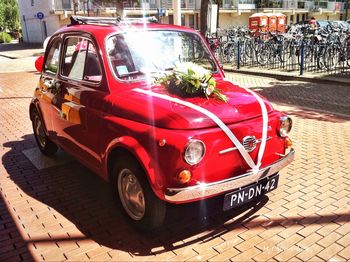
[[106, 30, 218, 81]]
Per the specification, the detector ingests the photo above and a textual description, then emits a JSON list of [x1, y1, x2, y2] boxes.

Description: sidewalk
[[0, 43, 43, 73], [0, 43, 43, 59], [223, 66, 350, 87]]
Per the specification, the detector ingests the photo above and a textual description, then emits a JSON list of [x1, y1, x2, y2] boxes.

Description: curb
[[223, 67, 350, 87]]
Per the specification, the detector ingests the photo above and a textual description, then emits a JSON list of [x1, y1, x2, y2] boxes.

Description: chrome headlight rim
[[184, 139, 206, 166], [278, 116, 292, 137]]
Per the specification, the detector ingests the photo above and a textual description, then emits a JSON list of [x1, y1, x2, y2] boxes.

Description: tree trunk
[[115, 0, 124, 17], [200, 0, 209, 36]]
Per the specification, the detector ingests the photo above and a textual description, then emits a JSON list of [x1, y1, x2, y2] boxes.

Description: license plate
[[223, 174, 279, 211]]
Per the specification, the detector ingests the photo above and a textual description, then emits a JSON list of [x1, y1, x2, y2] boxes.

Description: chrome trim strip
[[219, 147, 238, 154], [165, 148, 295, 202], [219, 136, 272, 155]]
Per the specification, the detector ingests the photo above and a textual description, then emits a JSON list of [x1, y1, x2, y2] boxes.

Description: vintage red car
[[30, 16, 294, 230]]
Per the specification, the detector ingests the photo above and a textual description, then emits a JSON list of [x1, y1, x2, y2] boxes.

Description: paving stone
[[1, 71, 350, 261]]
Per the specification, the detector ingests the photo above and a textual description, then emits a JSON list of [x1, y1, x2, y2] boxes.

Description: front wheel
[[112, 155, 166, 231]]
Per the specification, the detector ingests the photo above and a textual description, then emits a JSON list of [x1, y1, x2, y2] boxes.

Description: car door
[[36, 36, 63, 138], [51, 34, 108, 174]]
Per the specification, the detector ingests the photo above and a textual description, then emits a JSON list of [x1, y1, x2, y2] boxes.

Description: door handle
[[48, 81, 61, 95]]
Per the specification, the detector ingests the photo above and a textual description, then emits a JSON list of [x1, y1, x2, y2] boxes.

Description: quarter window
[[44, 39, 61, 74]]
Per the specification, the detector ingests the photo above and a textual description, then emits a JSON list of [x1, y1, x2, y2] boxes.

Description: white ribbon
[[133, 86, 268, 174]]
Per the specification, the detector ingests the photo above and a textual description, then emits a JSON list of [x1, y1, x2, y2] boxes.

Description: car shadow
[[2, 134, 269, 257]]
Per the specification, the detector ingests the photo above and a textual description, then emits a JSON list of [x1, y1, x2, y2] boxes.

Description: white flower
[[206, 85, 215, 96], [175, 62, 209, 78]]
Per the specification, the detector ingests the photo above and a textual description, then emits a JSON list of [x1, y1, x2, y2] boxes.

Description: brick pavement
[[0, 71, 350, 261]]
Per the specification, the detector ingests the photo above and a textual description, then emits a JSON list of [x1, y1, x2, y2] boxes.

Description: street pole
[[173, 0, 181, 25], [87, 0, 90, 16]]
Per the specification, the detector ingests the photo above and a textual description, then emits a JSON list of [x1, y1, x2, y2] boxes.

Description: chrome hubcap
[[117, 169, 145, 220], [34, 115, 46, 148]]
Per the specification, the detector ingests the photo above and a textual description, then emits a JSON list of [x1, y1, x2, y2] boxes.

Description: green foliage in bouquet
[[155, 62, 228, 103]]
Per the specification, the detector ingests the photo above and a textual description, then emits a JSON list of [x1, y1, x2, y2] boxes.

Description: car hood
[[107, 79, 273, 129]]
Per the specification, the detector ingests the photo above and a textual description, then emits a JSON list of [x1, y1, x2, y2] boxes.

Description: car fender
[[103, 136, 165, 200]]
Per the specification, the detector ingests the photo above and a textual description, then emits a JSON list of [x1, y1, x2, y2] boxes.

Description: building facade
[[18, 0, 347, 43]]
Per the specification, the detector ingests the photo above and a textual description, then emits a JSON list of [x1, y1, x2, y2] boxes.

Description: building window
[[31, 0, 34, 6], [290, 15, 294, 24], [189, 15, 194, 28], [296, 14, 300, 23], [169, 15, 174, 24], [181, 14, 185, 26], [302, 14, 305, 21]]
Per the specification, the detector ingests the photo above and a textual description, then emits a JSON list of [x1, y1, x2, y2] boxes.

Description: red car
[[30, 16, 294, 230]]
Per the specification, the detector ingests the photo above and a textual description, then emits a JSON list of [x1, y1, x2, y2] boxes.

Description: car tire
[[32, 109, 58, 156], [111, 155, 166, 231]]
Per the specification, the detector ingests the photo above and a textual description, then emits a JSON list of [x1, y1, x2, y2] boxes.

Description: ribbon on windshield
[[133, 86, 268, 174]]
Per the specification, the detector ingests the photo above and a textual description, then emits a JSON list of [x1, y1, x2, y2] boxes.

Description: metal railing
[[216, 40, 350, 76]]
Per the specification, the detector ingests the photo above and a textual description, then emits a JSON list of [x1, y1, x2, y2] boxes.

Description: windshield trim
[[104, 29, 219, 83]]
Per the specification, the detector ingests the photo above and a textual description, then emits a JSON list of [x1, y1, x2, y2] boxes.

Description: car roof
[[55, 21, 196, 40]]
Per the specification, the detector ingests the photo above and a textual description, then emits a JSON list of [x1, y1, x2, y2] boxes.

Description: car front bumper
[[164, 148, 295, 203]]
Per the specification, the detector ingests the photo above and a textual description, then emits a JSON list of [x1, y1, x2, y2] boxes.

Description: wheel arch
[[105, 137, 165, 201], [29, 101, 49, 135]]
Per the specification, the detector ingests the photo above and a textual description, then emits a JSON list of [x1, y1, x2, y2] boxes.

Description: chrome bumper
[[165, 148, 295, 202]]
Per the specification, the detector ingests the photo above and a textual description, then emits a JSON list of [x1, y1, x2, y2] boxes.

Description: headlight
[[184, 140, 205, 165], [278, 116, 292, 137]]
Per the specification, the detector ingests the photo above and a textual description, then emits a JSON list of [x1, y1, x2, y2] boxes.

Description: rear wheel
[[32, 109, 58, 156], [111, 155, 166, 231]]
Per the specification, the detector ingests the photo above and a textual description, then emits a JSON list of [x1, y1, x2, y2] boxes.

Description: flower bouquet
[[155, 62, 228, 102]]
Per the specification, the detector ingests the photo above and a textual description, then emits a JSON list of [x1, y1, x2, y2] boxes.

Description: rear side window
[[61, 37, 102, 82], [44, 39, 61, 74]]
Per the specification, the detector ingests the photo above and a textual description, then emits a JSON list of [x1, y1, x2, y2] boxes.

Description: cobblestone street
[[0, 70, 350, 261]]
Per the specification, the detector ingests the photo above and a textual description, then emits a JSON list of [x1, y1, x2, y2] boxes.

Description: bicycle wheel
[[324, 45, 339, 70], [256, 43, 270, 66]]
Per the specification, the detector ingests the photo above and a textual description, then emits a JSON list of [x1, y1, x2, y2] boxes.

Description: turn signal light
[[177, 170, 192, 184], [284, 137, 293, 148]]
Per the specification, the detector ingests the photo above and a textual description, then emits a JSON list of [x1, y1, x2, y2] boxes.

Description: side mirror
[[35, 55, 44, 73]]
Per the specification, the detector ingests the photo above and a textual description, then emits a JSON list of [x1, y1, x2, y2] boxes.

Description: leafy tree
[[0, 0, 20, 31]]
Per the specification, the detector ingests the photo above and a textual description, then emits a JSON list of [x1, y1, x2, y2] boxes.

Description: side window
[[83, 42, 102, 82], [44, 39, 60, 74], [61, 37, 102, 83], [62, 37, 87, 80]]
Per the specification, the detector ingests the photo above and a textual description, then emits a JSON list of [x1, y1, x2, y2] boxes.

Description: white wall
[[219, 13, 251, 28], [18, 0, 60, 43], [311, 13, 341, 21]]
